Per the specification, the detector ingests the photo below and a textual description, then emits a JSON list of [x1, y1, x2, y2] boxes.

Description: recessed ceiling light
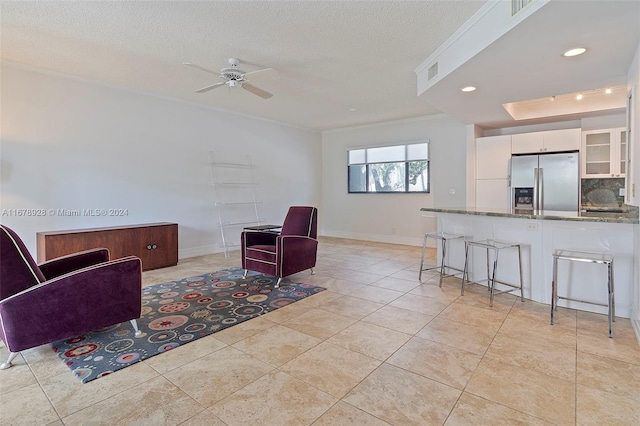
[[347, 108, 357, 111], [576, 93, 583, 100], [461, 86, 476, 92], [605, 88, 612, 94], [563, 47, 587, 57]]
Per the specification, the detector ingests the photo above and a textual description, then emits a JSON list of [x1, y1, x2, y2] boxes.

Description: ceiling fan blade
[[242, 83, 273, 99], [195, 82, 225, 93], [183, 62, 220, 76], [243, 68, 278, 81]]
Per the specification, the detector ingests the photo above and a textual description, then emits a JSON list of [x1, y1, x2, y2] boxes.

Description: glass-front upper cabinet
[[581, 128, 626, 178]]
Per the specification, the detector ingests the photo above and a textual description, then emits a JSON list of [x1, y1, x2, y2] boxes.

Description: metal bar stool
[[462, 239, 524, 307], [551, 249, 614, 337], [419, 232, 467, 287]]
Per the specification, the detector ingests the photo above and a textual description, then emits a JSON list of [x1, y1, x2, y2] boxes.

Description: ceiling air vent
[[511, 0, 534, 16], [427, 62, 439, 81]]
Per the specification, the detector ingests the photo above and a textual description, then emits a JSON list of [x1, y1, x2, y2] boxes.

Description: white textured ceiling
[[2, 1, 638, 131], [0, 0, 485, 131]]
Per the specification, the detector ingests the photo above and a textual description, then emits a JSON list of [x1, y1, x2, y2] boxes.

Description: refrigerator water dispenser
[[514, 187, 534, 210]]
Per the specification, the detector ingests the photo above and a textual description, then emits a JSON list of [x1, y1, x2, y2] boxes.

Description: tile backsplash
[[581, 178, 625, 207]]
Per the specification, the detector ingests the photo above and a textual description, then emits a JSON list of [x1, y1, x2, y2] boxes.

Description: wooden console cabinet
[[37, 223, 178, 271]]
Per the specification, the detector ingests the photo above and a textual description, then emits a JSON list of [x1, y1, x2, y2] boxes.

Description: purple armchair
[[0, 225, 142, 369], [241, 206, 318, 288]]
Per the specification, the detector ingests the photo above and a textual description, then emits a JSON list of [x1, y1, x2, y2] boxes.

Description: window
[[347, 142, 429, 193]]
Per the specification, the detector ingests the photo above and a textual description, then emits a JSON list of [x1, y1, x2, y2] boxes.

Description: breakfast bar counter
[[420, 206, 639, 319], [420, 206, 639, 224]]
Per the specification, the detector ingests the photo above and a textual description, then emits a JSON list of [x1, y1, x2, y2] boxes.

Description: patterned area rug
[[51, 267, 325, 383]]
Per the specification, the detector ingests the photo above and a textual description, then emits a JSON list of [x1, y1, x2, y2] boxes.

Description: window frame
[[347, 141, 430, 194]]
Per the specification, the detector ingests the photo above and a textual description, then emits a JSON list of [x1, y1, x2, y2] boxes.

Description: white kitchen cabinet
[[582, 127, 627, 178], [476, 135, 511, 179], [475, 179, 510, 211], [511, 128, 580, 154], [476, 135, 511, 210], [543, 128, 581, 152], [511, 132, 542, 154], [619, 129, 628, 175]]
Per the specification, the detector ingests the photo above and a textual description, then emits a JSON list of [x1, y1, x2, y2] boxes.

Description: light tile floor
[[1, 237, 639, 425]]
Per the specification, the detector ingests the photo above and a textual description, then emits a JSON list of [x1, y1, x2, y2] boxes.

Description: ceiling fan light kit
[[184, 58, 277, 99]]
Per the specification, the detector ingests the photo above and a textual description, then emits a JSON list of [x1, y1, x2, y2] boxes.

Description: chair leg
[[551, 256, 558, 325], [485, 247, 490, 292], [275, 278, 283, 288], [517, 245, 524, 302], [489, 249, 499, 307], [439, 238, 447, 287], [607, 261, 614, 338], [610, 259, 615, 322], [243, 269, 248, 279], [130, 319, 143, 337], [0, 352, 18, 370], [419, 234, 428, 281], [310, 268, 315, 275], [461, 242, 470, 296]]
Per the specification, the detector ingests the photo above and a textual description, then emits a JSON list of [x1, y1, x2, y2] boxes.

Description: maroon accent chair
[[0, 224, 142, 369], [241, 206, 318, 288]]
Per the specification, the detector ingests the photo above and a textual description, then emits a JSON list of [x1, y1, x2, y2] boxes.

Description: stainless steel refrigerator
[[510, 151, 580, 212]]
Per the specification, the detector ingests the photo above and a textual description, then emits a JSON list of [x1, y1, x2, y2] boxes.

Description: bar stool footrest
[[555, 295, 608, 308], [420, 265, 465, 275], [467, 278, 521, 291]]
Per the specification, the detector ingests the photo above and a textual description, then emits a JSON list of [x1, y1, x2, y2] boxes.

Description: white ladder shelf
[[210, 153, 264, 257]]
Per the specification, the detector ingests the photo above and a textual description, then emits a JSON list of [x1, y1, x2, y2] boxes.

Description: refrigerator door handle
[[539, 168, 544, 211], [533, 168, 539, 211]]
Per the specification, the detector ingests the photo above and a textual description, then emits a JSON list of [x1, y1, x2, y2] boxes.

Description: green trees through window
[[348, 142, 429, 193]]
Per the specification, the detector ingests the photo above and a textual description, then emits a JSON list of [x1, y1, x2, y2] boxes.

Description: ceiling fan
[[183, 58, 277, 99]]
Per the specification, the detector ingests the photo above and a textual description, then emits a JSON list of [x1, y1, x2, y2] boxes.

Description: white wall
[[466, 124, 484, 207], [581, 113, 627, 131], [0, 64, 322, 258], [321, 115, 467, 246], [626, 40, 640, 336], [482, 119, 582, 137], [627, 42, 640, 208]]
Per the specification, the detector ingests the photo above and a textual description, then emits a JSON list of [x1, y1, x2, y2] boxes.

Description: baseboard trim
[[178, 244, 221, 259], [320, 230, 426, 247], [632, 318, 640, 346], [179, 232, 436, 260]]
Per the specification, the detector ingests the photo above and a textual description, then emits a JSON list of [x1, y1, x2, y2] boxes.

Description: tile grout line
[[447, 287, 559, 425], [6, 241, 638, 425]]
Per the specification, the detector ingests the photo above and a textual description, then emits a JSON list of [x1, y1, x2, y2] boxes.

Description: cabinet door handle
[[147, 244, 158, 250]]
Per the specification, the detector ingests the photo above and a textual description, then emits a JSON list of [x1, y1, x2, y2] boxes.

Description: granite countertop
[[420, 205, 639, 224]]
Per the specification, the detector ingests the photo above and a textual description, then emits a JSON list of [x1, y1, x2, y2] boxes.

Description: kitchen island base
[[429, 212, 635, 319]]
